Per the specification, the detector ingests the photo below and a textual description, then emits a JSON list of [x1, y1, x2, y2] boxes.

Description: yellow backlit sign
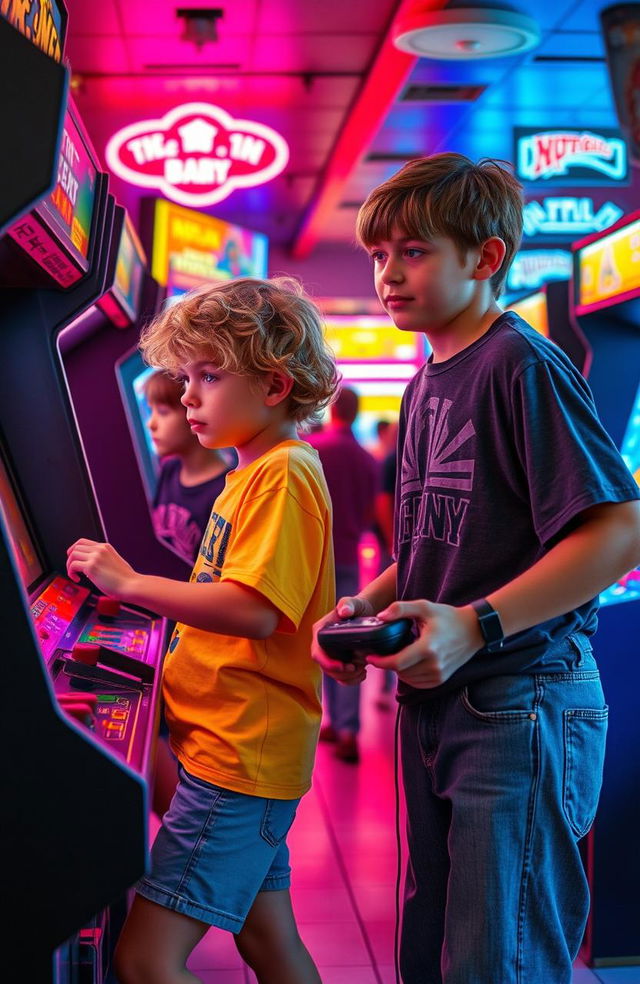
[[577, 216, 640, 312], [324, 317, 420, 363]]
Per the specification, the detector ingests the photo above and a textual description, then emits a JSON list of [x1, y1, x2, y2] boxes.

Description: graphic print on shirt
[[196, 510, 233, 580], [153, 503, 203, 560], [399, 396, 475, 548]]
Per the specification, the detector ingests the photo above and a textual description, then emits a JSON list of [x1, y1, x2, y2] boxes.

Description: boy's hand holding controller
[[311, 596, 375, 683], [314, 595, 486, 690], [367, 599, 485, 689]]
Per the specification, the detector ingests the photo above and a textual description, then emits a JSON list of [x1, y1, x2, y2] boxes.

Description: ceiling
[[63, 0, 638, 259]]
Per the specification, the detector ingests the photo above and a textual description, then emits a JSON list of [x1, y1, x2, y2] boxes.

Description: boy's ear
[[263, 370, 294, 407], [474, 237, 507, 282]]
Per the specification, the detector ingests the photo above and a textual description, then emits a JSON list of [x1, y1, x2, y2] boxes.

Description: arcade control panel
[[30, 574, 167, 779]]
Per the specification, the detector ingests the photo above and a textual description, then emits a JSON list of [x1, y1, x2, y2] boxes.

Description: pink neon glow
[[105, 103, 289, 207]]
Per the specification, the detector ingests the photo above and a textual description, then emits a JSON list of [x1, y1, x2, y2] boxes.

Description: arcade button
[[96, 596, 121, 618], [72, 642, 101, 666]]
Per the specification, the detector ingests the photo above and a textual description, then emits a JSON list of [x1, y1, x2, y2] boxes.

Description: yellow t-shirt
[[162, 440, 335, 799]]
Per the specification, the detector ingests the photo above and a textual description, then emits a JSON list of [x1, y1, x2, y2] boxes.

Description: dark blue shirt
[[394, 312, 640, 702]]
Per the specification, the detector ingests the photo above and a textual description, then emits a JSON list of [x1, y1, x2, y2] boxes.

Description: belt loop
[[568, 632, 589, 666]]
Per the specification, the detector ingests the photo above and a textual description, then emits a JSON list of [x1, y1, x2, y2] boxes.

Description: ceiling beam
[[291, 0, 447, 258]]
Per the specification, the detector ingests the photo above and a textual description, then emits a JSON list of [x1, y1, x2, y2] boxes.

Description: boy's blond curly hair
[[356, 153, 524, 297], [139, 276, 339, 425]]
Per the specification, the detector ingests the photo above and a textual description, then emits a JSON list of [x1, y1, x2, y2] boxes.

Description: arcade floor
[[152, 673, 640, 984]]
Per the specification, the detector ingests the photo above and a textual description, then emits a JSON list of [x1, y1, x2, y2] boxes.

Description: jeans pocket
[[461, 675, 535, 721], [563, 707, 608, 838], [260, 798, 298, 847]]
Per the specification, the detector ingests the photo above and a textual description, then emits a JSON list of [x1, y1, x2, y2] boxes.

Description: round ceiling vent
[[393, 6, 541, 60]]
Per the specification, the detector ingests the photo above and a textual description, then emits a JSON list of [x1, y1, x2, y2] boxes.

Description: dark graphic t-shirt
[[152, 458, 231, 563], [394, 312, 640, 702]]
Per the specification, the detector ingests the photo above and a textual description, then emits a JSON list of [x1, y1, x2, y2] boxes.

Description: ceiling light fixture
[[176, 8, 224, 50], [393, 5, 541, 60]]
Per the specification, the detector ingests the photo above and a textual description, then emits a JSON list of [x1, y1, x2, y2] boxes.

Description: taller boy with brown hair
[[313, 154, 640, 984]]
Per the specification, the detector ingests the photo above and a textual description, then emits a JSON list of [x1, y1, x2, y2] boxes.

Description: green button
[[97, 695, 117, 703]]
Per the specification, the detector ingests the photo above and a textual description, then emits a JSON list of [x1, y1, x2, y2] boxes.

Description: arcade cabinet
[[0, 45, 167, 981], [58, 208, 191, 578], [571, 209, 640, 966]]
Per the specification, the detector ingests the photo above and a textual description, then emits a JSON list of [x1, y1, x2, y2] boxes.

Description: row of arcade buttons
[[58, 691, 132, 742]]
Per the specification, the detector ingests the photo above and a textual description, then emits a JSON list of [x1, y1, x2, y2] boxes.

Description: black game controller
[[317, 616, 414, 662]]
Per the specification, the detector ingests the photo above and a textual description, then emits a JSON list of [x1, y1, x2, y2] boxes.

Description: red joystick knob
[[97, 596, 121, 617], [72, 643, 101, 666]]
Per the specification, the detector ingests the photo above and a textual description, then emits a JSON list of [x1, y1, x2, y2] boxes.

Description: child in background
[[313, 153, 640, 984], [67, 276, 338, 984], [145, 370, 235, 564]]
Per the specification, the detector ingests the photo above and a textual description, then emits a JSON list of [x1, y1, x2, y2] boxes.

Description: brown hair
[[356, 153, 524, 297], [143, 370, 184, 408], [139, 276, 339, 425]]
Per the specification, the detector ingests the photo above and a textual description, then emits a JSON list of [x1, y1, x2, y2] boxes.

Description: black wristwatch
[[471, 599, 504, 652]]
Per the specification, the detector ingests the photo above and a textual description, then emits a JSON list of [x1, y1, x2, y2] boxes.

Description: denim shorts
[[136, 765, 300, 932]]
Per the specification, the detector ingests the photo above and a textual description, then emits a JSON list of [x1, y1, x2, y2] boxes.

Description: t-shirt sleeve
[[511, 358, 640, 545], [219, 482, 328, 633]]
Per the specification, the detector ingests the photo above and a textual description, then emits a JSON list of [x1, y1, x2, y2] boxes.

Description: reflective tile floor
[[156, 673, 639, 984]]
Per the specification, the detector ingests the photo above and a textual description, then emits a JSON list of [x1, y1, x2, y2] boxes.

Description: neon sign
[[523, 198, 623, 238], [507, 250, 572, 292], [515, 128, 628, 185], [106, 103, 289, 207]]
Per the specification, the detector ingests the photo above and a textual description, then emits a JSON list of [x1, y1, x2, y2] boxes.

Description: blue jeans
[[324, 565, 362, 734], [399, 634, 608, 984]]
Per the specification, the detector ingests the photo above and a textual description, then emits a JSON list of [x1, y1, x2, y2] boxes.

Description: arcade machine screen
[[4, 99, 98, 288], [145, 198, 268, 304], [506, 290, 550, 338], [116, 349, 158, 500], [574, 214, 640, 607], [97, 214, 146, 328], [0, 454, 44, 593], [575, 214, 640, 321]]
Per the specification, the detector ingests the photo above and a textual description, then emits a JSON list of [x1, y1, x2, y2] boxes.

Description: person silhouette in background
[[307, 386, 379, 762]]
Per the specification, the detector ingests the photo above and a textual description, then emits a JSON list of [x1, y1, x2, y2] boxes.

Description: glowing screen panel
[[575, 215, 640, 315]]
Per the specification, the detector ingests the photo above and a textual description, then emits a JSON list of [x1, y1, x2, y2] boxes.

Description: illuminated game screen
[[38, 103, 98, 269], [0, 455, 43, 592], [115, 348, 158, 499], [5, 100, 99, 287], [149, 199, 268, 302], [600, 381, 640, 607], [112, 216, 146, 323], [506, 291, 550, 338], [575, 214, 640, 315]]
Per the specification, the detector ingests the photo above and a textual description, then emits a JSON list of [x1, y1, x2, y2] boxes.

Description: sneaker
[[319, 724, 338, 743], [334, 733, 360, 764]]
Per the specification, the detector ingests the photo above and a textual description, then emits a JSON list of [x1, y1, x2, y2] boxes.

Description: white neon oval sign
[[105, 102, 289, 207]]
